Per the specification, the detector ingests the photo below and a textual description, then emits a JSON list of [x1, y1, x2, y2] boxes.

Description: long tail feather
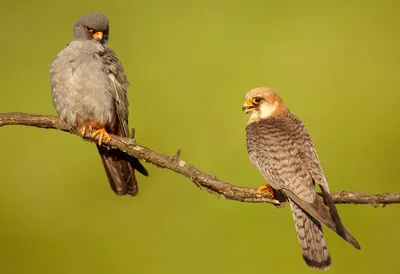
[[290, 200, 331, 269], [97, 145, 140, 196], [283, 188, 360, 249]]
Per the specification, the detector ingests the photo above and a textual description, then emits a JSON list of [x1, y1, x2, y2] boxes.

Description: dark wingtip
[[128, 155, 149, 176], [303, 255, 331, 270], [349, 237, 361, 250], [320, 185, 361, 250], [136, 164, 149, 177], [341, 226, 361, 250]]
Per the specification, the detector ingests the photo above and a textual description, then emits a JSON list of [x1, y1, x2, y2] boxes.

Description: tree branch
[[1, 112, 398, 206]]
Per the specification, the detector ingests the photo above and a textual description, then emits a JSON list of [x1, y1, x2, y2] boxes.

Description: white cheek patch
[[250, 110, 259, 121], [258, 102, 277, 118]]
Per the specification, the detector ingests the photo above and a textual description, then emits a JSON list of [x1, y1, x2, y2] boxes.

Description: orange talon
[[91, 128, 111, 145], [81, 125, 94, 138], [257, 184, 275, 197], [81, 126, 87, 137]]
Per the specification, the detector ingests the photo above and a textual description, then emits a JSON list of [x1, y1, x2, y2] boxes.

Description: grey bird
[[50, 12, 148, 196], [243, 87, 360, 269]]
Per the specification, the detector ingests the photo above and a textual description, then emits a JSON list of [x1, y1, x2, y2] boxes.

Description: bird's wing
[[247, 116, 360, 249], [246, 113, 360, 249], [99, 48, 130, 137], [98, 48, 148, 186], [282, 114, 360, 249], [287, 112, 329, 189], [247, 118, 332, 268], [282, 186, 360, 249], [246, 118, 317, 203]]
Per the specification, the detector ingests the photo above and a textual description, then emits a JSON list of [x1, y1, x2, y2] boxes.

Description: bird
[[50, 12, 148, 196], [242, 87, 360, 269]]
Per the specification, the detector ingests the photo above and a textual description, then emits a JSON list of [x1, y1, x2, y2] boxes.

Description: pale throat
[[248, 102, 278, 123]]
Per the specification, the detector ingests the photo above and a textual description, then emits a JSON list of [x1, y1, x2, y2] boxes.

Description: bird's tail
[[97, 145, 148, 196], [289, 200, 331, 270], [283, 187, 360, 250]]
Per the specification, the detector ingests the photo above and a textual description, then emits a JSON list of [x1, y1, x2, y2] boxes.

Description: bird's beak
[[93, 31, 103, 41], [242, 100, 254, 114]]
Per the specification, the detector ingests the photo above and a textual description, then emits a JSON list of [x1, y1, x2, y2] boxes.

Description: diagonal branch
[[1, 112, 399, 206]]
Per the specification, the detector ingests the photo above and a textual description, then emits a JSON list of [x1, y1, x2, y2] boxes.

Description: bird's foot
[[257, 184, 274, 197], [80, 120, 101, 138], [91, 128, 111, 145], [81, 125, 93, 137]]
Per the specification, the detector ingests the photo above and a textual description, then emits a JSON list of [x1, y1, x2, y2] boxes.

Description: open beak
[[242, 100, 254, 114], [93, 31, 103, 41]]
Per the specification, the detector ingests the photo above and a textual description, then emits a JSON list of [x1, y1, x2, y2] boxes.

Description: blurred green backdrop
[[1, 0, 399, 273]]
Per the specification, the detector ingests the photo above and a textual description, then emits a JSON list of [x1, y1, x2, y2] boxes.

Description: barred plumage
[[243, 87, 359, 269]]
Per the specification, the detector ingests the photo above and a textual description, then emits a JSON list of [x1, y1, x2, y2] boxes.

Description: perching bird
[[243, 87, 360, 269], [50, 12, 148, 196]]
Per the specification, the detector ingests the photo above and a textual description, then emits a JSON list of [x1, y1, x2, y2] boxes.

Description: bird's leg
[[81, 125, 93, 137], [80, 120, 100, 138], [81, 126, 87, 137], [91, 128, 111, 145], [80, 120, 111, 145], [257, 184, 275, 197]]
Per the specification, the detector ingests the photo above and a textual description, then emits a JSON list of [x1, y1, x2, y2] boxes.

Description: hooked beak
[[242, 100, 254, 114], [93, 31, 103, 41]]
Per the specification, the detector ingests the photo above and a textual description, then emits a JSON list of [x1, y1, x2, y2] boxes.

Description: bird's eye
[[252, 97, 262, 104], [85, 26, 94, 33]]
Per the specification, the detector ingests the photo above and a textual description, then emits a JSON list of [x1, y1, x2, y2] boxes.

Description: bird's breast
[[50, 44, 115, 129]]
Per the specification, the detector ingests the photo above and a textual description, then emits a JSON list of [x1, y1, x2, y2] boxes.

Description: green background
[[1, 1, 399, 273]]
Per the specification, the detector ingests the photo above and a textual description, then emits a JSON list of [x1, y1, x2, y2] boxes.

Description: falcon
[[243, 87, 360, 269], [50, 12, 148, 196]]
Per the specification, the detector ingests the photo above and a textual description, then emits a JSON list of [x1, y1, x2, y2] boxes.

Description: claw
[[81, 126, 87, 137], [257, 184, 275, 197], [81, 124, 94, 138], [91, 128, 111, 145]]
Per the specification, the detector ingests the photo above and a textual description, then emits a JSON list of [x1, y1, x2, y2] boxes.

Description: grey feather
[[50, 12, 147, 196]]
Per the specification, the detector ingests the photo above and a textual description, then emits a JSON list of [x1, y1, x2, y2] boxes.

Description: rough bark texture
[[1, 112, 399, 206]]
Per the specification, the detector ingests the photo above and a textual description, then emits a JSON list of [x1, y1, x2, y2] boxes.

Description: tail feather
[[289, 200, 331, 270], [97, 145, 142, 196], [283, 188, 360, 250]]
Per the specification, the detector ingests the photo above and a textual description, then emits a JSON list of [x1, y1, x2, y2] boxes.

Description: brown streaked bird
[[243, 87, 360, 269], [50, 12, 148, 196]]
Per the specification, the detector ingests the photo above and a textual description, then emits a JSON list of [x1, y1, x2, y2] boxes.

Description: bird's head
[[242, 87, 287, 123], [73, 12, 109, 45]]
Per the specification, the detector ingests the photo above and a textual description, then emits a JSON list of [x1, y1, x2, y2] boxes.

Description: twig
[[1, 112, 399, 206]]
